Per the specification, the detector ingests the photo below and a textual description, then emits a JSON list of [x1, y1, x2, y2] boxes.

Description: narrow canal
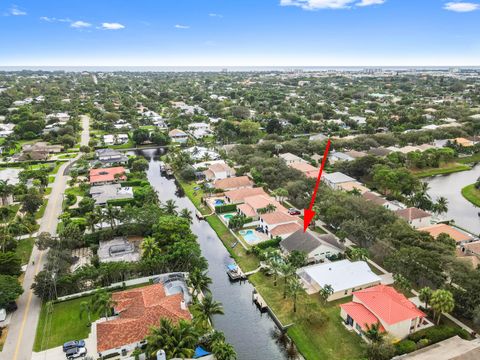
[[425, 164, 480, 234], [136, 149, 287, 360]]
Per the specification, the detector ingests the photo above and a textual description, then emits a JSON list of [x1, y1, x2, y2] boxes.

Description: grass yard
[[411, 163, 471, 178], [35, 199, 48, 220], [461, 184, 480, 207], [33, 295, 99, 352], [15, 237, 35, 265], [249, 272, 365, 360], [177, 179, 210, 215], [457, 152, 480, 164]]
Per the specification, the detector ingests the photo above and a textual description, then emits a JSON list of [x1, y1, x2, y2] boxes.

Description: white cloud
[[10, 5, 26, 16], [175, 24, 190, 29], [40, 16, 71, 23], [444, 2, 479, 12], [101, 22, 125, 30], [71, 20, 91, 28], [356, 0, 385, 6], [209, 13, 223, 17], [280, 0, 384, 9]]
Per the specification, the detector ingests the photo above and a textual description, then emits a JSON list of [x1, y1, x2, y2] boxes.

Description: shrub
[[408, 325, 465, 344], [121, 180, 148, 187], [395, 340, 417, 355], [417, 338, 430, 349], [253, 237, 282, 251], [215, 204, 237, 214], [107, 198, 136, 207]]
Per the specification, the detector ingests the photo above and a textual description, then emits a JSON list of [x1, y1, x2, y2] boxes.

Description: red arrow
[[303, 139, 331, 232]]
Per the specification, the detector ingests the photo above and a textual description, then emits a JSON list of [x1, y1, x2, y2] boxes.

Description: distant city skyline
[[1, 0, 479, 66]]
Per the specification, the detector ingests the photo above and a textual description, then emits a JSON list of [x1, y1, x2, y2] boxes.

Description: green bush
[[215, 203, 237, 214], [107, 198, 136, 207], [121, 180, 148, 187], [395, 339, 417, 355], [417, 338, 430, 349], [253, 237, 282, 251], [408, 325, 468, 344]]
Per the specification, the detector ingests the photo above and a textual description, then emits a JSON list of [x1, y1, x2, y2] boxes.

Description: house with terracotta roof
[[258, 211, 301, 239], [340, 285, 428, 340], [237, 195, 287, 220], [96, 283, 191, 358], [278, 152, 307, 165], [213, 175, 253, 191], [395, 207, 432, 228], [90, 167, 127, 186], [203, 162, 235, 181], [419, 224, 473, 245], [337, 181, 370, 194], [288, 161, 318, 178], [453, 137, 474, 147], [224, 187, 268, 204], [297, 260, 381, 299]]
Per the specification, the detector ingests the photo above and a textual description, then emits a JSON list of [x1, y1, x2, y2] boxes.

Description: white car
[[66, 347, 87, 359]]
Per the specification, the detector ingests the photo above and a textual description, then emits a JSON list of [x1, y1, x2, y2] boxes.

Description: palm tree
[[419, 287, 433, 309], [188, 269, 212, 298], [364, 323, 385, 343], [393, 274, 411, 293], [281, 263, 296, 299], [146, 319, 198, 359], [179, 208, 193, 223], [211, 340, 237, 360], [287, 277, 302, 313], [163, 199, 178, 215], [141, 236, 160, 260], [434, 196, 448, 215], [430, 289, 455, 325], [104, 204, 120, 230], [319, 284, 334, 303], [92, 289, 116, 321], [272, 188, 289, 202], [79, 297, 95, 324], [194, 294, 224, 327], [85, 211, 100, 233], [349, 247, 369, 261], [0, 180, 14, 206], [267, 253, 282, 286]]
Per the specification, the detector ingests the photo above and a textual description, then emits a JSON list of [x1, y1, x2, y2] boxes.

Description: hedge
[[215, 204, 237, 214], [253, 237, 282, 250], [107, 198, 136, 207], [408, 325, 470, 344], [395, 339, 417, 355], [120, 180, 149, 187]]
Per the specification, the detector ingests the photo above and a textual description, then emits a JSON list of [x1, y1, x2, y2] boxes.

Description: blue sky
[[0, 0, 479, 66]]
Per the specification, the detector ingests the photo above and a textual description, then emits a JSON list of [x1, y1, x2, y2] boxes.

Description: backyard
[[461, 183, 480, 207]]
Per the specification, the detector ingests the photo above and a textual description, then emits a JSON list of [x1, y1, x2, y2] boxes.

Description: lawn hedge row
[[107, 198, 136, 207], [215, 203, 237, 214], [121, 180, 149, 187]]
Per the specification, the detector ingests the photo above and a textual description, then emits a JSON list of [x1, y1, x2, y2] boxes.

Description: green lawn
[[411, 163, 471, 178], [35, 200, 48, 220], [15, 237, 35, 265], [249, 272, 365, 360], [177, 179, 210, 215], [34, 296, 99, 352], [461, 184, 480, 207], [457, 152, 480, 164]]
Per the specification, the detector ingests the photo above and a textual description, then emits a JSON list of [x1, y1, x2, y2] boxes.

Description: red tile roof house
[[288, 161, 318, 178], [224, 187, 268, 204], [96, 283, 191, 358], [340, 285, 429, 340], [395, 207, 432, 229], [203, 162, 236, 181], [259, 211, 302, 239], [237, 195, 287, 220], [213, 175, 254, 191], [90, 167, 127, 186]]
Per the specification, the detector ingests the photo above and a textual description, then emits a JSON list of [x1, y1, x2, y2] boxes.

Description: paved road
[[0, 115, 90, 360]]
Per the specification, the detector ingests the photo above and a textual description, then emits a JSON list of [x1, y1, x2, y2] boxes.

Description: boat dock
[[226, 264, 246, 281], [195, 210, 205, 220], [252, 290, 268, 312]]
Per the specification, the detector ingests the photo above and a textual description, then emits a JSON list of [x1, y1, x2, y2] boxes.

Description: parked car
[[63, 340, 85, 352], [288, 208, 301, 215], [66, 347, 87, 359]]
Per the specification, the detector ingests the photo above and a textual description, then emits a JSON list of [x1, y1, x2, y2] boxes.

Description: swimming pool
[[214, 199, 225, 206], [222, 213, 235, 222], [239, 229, 261, 244]]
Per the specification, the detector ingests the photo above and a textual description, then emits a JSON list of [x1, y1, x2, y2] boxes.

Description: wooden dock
[[195, 210, 205, 220], [227, 265, 246, 281], [252, 290, 268, 312]]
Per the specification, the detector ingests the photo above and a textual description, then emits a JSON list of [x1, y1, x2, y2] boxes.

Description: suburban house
[[46, 112, 70, 123], [418, 224, 474, 245], [288, 161, 318, 178], [322, 172, 356, 190], [258, 211, 301, 239], [17, 142, 63, 161], [95, 148, 128, 165], [213, 176, 253, 191], [237, 195, 286, 220], [90, 167, 127, 186], [329, 151, 355, 164], [103, 134, 129, 146], [188, 122, 211, 139], [168, 129, 189, 143], [113, 119, 131, 130], [186, 147, 220, 161], [460, 240, 480, 258], [280, 230, 344, 263], [96, 283, 191, 358], [279, 152, 307, 165], [340, 285, 428, 340], [90, 184, 134, 205], [453, 137, 474, 147], [224, 187, 268, 204], [395, 207, 432, 228], [203, 162, 235, 181], [297, 260, 381, 300], [362, 192, 403, 211], [309, 133, 328, 142]]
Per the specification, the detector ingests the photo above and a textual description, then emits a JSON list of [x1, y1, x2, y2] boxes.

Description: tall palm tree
[[146, 318, 198, 359], [434, 196, 448, 215], [104, 204, 120, 230], [0, 180, 14, 206], [85, 211, 100, 233], [79, 297, 95, 324], [281, 263, 296, 299], [430, 289, 455, 325], [267, 253, 282, 286], [92, 289, 116, 321], [287, 277, 302, 313], [272, 188, 289, 202], [364, 323, 385, 343], [194, 294, 224, 326], [163, 199, 178, 215], [141, 236, 160, 260], [188, 269, 212, 298], [319, 284, 334, 303], [179, 208, 193, 224], [419, 287, 433, 309]]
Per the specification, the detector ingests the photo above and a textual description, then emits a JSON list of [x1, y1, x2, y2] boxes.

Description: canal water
[[424, 164, 480, 234], [135, 149, 287, 360]]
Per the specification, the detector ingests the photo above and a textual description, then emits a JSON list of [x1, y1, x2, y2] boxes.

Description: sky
[[0, 0, 479, 67]]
